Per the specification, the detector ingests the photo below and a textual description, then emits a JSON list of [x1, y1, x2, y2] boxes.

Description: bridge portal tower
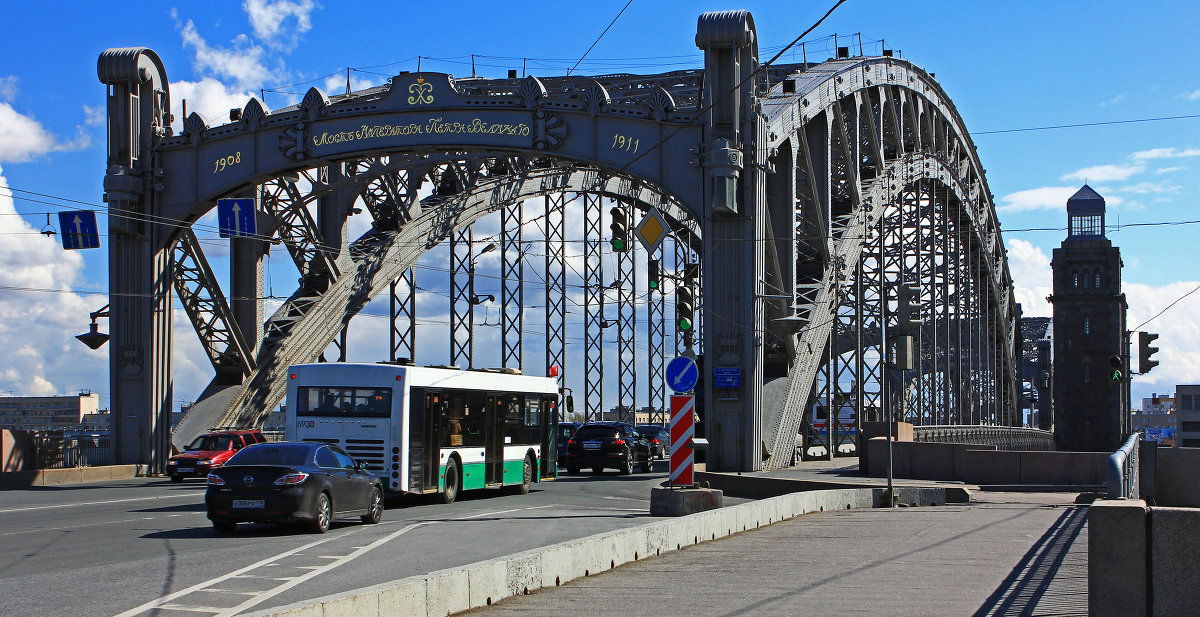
[[1050, 185, 1129, 451]]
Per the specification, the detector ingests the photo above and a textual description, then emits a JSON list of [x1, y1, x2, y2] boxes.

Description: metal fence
[[33, 434, 114, 469], [913, 425, 1057, 451]]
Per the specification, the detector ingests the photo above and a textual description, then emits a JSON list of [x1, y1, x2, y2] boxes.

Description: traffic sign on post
[[669, 394, 695, 487], [665, 356, 698, 394], [217, 198, 257, 238], [58, 210, 100, 250]]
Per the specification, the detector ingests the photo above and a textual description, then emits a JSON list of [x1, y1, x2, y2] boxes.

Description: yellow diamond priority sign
[[634, 207, 670, 253]]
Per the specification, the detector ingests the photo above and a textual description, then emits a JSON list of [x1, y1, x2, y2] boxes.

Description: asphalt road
[[0, 461, 714, 617]]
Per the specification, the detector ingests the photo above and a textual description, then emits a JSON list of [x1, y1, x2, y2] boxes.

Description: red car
[[166, 429, 266, 482]]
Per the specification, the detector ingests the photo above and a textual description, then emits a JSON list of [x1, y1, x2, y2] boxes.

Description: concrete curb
[[246, 485, 958, 617]]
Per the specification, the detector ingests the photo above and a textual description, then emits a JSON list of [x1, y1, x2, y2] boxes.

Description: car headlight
[[196, 459, 213, 466], [167, 460, 177, 466]]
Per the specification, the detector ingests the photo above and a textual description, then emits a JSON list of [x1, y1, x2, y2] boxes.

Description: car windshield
[[185, 435, 234, 451], [226, 444, 311, 467], [575, 426, 620, 440]]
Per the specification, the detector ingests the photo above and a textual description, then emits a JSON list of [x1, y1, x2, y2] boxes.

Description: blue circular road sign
[[665, 356, 699, 394]]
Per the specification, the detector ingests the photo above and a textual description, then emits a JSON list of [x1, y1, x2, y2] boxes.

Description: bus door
[[417, 390, 442, 492], [542, 395, 558, 478], [485, 394, 503, 485]]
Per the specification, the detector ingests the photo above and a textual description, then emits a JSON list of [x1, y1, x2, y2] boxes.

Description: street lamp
[[76, 304, 110, 350]]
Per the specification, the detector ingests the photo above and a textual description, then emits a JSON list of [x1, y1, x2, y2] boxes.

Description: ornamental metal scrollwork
[[279, 122, 309, 160], [240, 98, 268, 130], [407, 78, 434, 105], [533, 110, 566, 151], [183, 112, 208, 144]]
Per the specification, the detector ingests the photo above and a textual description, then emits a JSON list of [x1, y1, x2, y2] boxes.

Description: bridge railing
[[1105, 433, 1141, 500], [913, 425, 1056, 451], [33, 433, 114, 469]]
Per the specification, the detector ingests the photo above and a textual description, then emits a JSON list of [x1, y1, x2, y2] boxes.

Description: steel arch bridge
[[97, 10, 1018, 473]]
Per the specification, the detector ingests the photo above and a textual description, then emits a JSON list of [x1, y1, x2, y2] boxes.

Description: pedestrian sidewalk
[[464, 490, 1088, 616]]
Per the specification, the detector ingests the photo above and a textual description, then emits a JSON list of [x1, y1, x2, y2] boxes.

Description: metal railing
[[1105, 433, 1140, 500], [913, 425, 1056, 451], [33, 434, 114, 469]]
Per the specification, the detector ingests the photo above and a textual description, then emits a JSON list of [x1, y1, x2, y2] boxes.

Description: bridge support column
[[99, 48, 175, 472], [697, 11, 767, 472]]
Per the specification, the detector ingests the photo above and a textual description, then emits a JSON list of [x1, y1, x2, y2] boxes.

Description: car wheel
[[212, 519, 236, 534], [567, 466, 580, 475], [620, 451, 633, 475], [641, 452, 653, 473], [441, 458, 460, 504], [515, 455, 533, 494], [170, 475, 183, 483], [310, 492, 332, 534], [361, 486, 383, 524]]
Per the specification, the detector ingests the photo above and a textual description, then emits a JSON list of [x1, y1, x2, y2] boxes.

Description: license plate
[[232, 500, 264, 508], [583, 442, 602, 450], [176, 468, 193, 474]]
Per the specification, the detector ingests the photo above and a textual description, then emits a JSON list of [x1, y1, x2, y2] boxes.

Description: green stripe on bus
[[439, 458, 538, 491]]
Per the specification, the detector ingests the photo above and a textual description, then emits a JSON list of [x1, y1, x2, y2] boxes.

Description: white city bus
[[285, 362, 560, 503]]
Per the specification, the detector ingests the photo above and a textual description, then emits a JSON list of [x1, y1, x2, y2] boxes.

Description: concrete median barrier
[[247, 484, 961, 617]]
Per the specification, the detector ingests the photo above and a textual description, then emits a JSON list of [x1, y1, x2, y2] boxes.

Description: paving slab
[[462, 492, 1088, 617]]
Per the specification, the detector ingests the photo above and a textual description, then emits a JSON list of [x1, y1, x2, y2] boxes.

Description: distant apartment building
[[0, 393, 101, 431], [1133, 393, 1176, 446], [1176, 386, 1200, 448]]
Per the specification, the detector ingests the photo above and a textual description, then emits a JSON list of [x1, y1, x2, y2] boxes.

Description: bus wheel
[[515, 455, 533, 494], [441, 458, 460, 504]]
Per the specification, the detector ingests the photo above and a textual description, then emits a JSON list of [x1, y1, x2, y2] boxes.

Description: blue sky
[[0, 1, 1197, 413]]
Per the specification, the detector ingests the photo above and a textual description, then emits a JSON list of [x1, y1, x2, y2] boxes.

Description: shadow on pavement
[[971, 506, 1088, 617]]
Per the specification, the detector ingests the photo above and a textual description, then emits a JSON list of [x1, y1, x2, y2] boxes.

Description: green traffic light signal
[[611, 238, 626, 251], [678, 316, 693, 332], [647, 259, 660, 290], [609, 206, 629, 252], [1110, 369, 1122, 382]]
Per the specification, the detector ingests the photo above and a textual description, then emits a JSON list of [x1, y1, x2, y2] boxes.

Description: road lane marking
[[0, 493, 197, 514], [212, 523, 425, 617], [112, 531, 355, 617], [455, 504, 553, 520]]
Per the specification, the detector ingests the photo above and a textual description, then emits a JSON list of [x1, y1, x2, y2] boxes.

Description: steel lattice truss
[[99, 12, 1027, 472]]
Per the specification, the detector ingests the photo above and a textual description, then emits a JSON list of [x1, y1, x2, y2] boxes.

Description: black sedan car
[[636, 425, 671, 459], [205, 442, 383, 534], [565, 422, 652, 475]]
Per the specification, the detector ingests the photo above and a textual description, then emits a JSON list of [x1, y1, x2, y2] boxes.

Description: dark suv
[[636, 425, 670, 459], [565, 422, 652, 475], [166, 429, 266, 482]]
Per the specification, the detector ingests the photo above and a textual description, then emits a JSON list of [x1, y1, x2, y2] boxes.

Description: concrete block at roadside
[[1088, 499, 1148, 617], [649, 487, 722, 516], [1151, 506, 1200, 617], [425, 567, 469, 617], [467, 560, 506, 610]]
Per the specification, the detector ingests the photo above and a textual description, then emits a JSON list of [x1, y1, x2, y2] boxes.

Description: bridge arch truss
[[97, 10, 1018, 473]]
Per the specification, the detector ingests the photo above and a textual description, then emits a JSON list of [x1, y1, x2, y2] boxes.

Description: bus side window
[[461, 391, 485, 447]]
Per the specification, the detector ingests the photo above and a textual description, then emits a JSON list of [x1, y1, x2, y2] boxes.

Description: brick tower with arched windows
[[1049, 185, 1128, 451]]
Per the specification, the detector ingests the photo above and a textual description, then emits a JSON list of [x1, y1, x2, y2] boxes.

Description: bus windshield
[[296, 386, 392, 418]]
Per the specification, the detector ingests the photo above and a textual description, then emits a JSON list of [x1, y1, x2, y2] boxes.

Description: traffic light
[[896, 284, 920, 335], [1109, 355, 1123, 382], [676, 286, 695, 332], [647, 259, 661, 291], [1139, 332, 1160, 374], [609, 206, 629, 252]]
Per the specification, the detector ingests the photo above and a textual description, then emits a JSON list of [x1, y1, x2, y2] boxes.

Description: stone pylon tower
[[1050, 185, 1128, 451]]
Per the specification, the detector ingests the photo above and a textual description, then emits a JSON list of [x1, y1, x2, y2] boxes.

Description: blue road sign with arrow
[[217, 198, 256, 238], [58, 210, 100, 250], [665, 356, 699, 394]]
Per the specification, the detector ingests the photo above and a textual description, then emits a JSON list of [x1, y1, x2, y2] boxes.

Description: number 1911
[[611, 134, 640, 154]]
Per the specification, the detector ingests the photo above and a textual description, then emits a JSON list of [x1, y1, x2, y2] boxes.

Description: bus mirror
[[565, 395, 575, 416]]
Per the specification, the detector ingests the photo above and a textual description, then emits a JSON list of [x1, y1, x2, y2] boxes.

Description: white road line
[[212, 523, 426, 617], [0, 513, 204, 537], [0, 493, 197, 514], [112, 531, 354, 617], [454, 504, 554, 520]]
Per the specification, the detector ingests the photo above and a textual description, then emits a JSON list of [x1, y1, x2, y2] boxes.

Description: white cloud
[[180, 19, 270, 90], [1061, 164, 1144, 182], [997, 186, 1076, 213], [0, 164, 107, 397], [1130, 147, 1200, 160], [1156, 166, 1186, 174], [0, 103, 89, 163], [170, 78, 256, 133], [0, 76, 17, 103], [1113, 181, 1181, 195], [323, 73, 381, 96], [1183, 89, 1200, 101], [1099, 94, 1125, 106], [1126, 281, 1200, 392], [1006, 239, 1052, 318], [243, 0, 319, 52], [82, 104, 104, 127]]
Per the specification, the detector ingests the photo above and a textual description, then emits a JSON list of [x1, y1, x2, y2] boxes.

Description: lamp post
[[467, 242, 497, 368]]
